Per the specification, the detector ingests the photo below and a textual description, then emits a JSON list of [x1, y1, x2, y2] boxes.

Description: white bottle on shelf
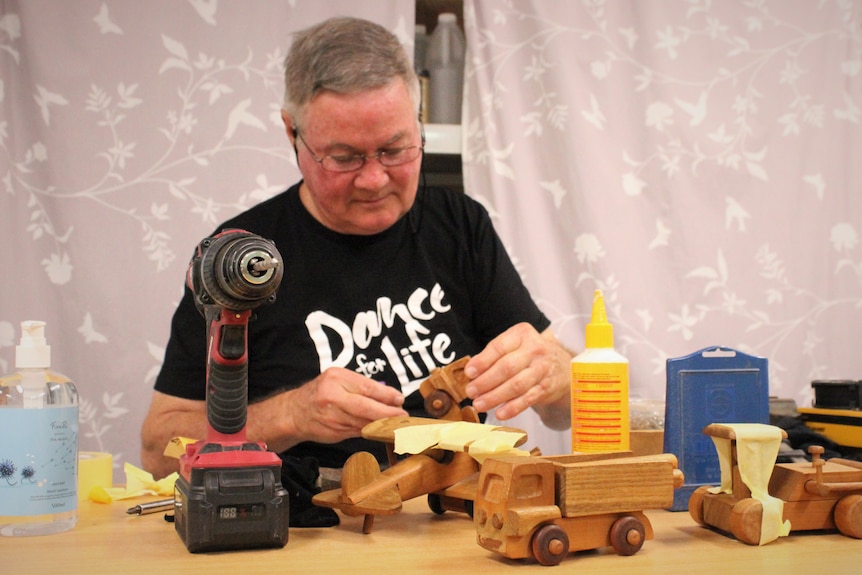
[[426, 12, 465, 125], [414, 23, 429, 74], [0, 321, 79, 536]]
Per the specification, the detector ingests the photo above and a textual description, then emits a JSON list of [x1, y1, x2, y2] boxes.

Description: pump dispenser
[[0, 321, 79, 536], [571, 290, 630, 452]]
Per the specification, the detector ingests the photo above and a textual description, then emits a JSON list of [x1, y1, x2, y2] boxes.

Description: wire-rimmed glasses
[[294, 127, 424, 173]]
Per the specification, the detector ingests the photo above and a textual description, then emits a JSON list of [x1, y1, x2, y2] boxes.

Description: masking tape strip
[[78, 451, 113, 501]]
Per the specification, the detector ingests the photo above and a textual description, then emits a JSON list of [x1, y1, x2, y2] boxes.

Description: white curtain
[[464, 0, 862, 455], [0, 0, 414, 477]]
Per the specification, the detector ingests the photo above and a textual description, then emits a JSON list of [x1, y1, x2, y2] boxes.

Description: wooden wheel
[[424, 389, 453, 418], [610, 515, 646, 556], [835, 494, 862, 539], [729, 498, 763, 545], [530, 524, 569, 566], [427, 493, 445, 515], [426, 494, 474, 518], [688, 486, 711, 526], [465, 499, 474, 519]]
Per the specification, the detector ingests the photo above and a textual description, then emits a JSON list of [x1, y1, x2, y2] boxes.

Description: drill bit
[[126, 498, 175, 516]]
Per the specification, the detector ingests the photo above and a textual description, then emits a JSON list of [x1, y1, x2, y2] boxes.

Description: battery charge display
[[218, 503, 265, 520]]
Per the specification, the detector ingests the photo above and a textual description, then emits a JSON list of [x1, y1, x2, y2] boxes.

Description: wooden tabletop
[[3, 496, 859, 574]]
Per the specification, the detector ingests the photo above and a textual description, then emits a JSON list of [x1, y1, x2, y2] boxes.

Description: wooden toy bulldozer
[[689, 423, 862, 545]]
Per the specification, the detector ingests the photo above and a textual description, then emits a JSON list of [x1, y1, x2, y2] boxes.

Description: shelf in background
[[424, 123, 461, 155]]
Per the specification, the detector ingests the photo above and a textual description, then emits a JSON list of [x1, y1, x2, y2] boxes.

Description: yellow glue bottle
[[571, 290, 630, 453]]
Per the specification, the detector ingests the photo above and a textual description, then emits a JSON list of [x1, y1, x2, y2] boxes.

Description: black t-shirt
[[155, 182, 549, 467]]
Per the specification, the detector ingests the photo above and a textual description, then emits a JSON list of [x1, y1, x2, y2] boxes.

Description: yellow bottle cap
[[585, 289, 614, 348]]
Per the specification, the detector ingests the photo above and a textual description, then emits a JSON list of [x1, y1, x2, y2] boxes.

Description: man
[[141, 17, 571, 480]]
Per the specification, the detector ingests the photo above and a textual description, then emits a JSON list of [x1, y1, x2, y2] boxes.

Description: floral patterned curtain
[[463, 0, 862, 454]]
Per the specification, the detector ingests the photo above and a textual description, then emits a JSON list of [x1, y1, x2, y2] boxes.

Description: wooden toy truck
[[689, 423, 862, 545], [474, 452, 684, 566]]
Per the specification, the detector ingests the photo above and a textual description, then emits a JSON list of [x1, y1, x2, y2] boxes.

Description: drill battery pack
[[174, 447, 289, 553]]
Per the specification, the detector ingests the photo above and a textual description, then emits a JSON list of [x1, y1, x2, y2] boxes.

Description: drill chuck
[[189, 230, 284, 312]]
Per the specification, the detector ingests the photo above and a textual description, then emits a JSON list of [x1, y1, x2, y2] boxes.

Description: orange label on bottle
[[571, 364, 630, 453]]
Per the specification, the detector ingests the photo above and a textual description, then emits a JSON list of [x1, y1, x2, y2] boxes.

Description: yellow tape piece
[[708, 423, 791, 545], [88, 462, 178, 503], [164, 436, 198, 459]]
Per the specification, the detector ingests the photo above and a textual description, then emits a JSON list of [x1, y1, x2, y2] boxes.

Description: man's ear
[[281, 109, 296, 144]]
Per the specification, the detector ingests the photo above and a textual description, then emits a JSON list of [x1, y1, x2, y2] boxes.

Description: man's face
[[285, 79, 422, 236]]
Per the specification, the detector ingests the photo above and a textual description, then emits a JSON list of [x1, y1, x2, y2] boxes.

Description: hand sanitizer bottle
[[0, 321, 79, 536]]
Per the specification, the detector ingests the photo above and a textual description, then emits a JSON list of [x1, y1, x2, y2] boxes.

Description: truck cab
[[475, 456, 562, 562]]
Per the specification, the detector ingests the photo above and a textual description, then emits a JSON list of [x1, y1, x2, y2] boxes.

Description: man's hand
[[463, 323, 572, 430], [252, 367, 407, 452]]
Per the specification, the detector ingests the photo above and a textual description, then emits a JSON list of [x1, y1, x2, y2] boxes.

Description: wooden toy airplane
[[419, 356, 478, 423], [312, 415, 530, 533], [312, 356, 531, 533]]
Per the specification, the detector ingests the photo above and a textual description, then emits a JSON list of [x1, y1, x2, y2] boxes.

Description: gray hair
[[283, 17, 420, 126]]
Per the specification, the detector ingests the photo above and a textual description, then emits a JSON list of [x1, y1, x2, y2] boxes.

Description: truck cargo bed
[[552, 453, 679, 517]]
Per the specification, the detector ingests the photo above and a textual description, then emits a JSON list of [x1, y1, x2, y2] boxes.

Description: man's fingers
[[470, 362, 537, 413], [359, 378, 406, 407]]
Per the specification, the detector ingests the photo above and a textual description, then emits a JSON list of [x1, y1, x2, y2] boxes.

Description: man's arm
[[140, 368, 408, 480], [140, 391, 208, 479], [139, 389, 312, 480]]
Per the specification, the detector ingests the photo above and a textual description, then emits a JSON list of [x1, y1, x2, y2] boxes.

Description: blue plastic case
[[663, 346, 769, 511]]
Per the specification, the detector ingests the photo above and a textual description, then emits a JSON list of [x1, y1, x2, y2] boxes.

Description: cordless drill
[[173, 229, 290, 553]]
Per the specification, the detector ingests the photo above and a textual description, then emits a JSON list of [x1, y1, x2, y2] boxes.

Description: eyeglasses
[[293, 127, 424, 173]]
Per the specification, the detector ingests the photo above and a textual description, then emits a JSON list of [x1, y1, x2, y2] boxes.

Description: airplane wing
[[362, 415, 528, 452], [362, 415, 448, 444]]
